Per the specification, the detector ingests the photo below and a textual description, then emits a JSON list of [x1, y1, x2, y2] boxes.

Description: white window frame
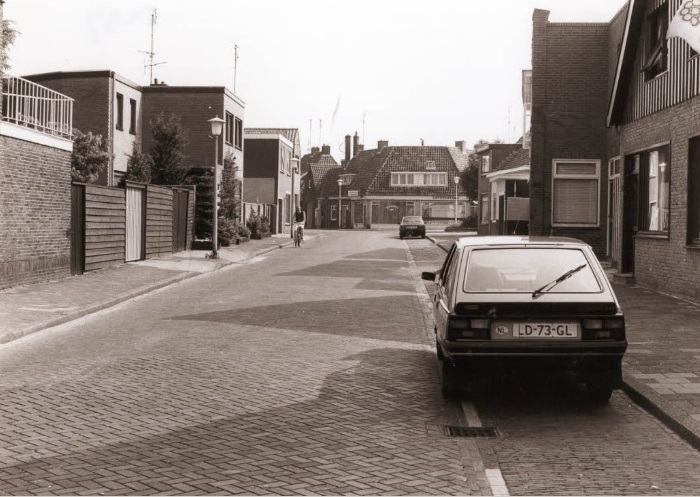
[[481, 155, 491, 173], [391, 172, 447, 187], [551, 159, 601, 227]]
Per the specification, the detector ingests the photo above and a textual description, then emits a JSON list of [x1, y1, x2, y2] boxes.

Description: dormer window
[[643, 3, 668, 81]]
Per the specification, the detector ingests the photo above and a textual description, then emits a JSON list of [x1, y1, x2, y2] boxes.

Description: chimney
[[356, 144, 364, 153], [377, 140, 388, 151], [321, 144, 331, 155], [353, 132, 359, 157], [345, 134, 351, 163], [455, 140, 466, 153], [311, 146, 320, 154]]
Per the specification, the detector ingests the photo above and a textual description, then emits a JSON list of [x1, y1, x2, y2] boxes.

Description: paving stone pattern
[[0, 232, 493, 496]]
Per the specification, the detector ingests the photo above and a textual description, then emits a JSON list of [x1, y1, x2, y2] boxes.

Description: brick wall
[[619, 97, 700, 302], [25, 73, 112, 185], [530, 11, 611, 257], [0, 136, 72, 289]]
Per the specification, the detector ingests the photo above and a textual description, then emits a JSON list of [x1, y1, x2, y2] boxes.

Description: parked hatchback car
[[399, 216, 426, 239], [422, 236, 626, 402]]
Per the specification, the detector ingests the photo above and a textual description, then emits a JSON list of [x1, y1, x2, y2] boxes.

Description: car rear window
[[402, 217, 423, 223], [463, 247, 602, 293]]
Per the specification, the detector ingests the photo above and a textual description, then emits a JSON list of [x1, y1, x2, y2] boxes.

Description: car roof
[[453, 236, 590, 249]]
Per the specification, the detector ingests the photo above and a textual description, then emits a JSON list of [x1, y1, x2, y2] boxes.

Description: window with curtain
[[636, 145, 670, 233], [552, 160, 600, 226]]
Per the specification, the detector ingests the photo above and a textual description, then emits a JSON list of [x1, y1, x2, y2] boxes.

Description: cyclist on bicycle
[[292, 206, 306, 241]]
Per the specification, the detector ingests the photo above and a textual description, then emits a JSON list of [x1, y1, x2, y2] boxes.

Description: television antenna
[[233, 44, 239, 94], [139, 8, 167, 84]]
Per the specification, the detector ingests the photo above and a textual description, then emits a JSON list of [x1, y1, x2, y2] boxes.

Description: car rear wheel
[[441, 361, 460, 399], [586, 381, 613, 404]]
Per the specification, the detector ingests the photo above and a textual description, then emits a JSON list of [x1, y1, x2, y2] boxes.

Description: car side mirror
[[421, 271, 436, 282]]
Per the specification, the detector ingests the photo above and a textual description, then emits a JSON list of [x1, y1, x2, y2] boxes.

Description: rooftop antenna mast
[[308, 119, 312, 153], [139, 8, 167, 84], [233, 44, 239, 94], [362, 112, 366, 145]]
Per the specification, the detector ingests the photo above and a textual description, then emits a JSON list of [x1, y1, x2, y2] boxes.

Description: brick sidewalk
[[0, 233, 311, 344], [426, 235, 700, 452]]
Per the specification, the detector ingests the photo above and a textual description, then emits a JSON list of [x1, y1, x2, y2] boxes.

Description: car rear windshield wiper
[[531, 264, 587, 298]]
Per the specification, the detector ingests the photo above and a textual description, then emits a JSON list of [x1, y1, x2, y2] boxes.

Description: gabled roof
[[497, 148, 530, 172], [448, 147, 470, 172], [309, 159, 341, 190], [300, 148, 339, 176], [320, 146, 468, 197], [607, 0, 641, 126]]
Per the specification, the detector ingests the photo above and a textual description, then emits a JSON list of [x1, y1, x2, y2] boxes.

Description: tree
[[189, 169, 214, 240], [71, 130, 110, 183], [150, 112, 189, 185], [219, 151, 240, 221], [121, 142, 153, 185], [459, 139, 489, 202], [1, 19, 18, 74]]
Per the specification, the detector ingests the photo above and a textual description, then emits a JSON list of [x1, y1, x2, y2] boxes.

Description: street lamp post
[[207, 116, 225, 259], [291, 157, 299, 238], [454, 176, 460, 225], [337, 177, 343, 229]]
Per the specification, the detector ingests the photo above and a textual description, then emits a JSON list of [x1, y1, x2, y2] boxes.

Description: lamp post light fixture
[[337, 177, 343, 229], [207, 116, 225, 259], [454, 175, 460, 225]]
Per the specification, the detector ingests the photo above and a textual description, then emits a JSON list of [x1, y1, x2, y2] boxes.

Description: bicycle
[[293, 222, 304, 247]]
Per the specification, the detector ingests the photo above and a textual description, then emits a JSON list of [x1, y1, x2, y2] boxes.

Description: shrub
[[247, 213, 262, 235], [259, 216, 271, 234], [218, 217, 237, 246], [444, 214, 477, 232], [233, 218, 251, 238]]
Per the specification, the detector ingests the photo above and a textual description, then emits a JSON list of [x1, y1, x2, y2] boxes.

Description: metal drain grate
[[440, 425, 500, 438]]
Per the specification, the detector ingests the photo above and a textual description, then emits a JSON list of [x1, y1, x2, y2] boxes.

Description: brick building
[[318, 141, 469, 229], [474, 143, 522, 235], [299, 145, 340, 228], [531, 0, 700, 302], [1, 74, 74, 289], [24, 71, 246, 191], [242, 128, 301, 234]]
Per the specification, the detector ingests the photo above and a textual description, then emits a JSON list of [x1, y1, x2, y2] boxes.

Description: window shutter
[[553, 178, 598, 224]]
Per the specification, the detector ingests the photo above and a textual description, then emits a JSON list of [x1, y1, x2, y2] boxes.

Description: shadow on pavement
[[0, 348, 477, 495], [173, 295, 425, 344]]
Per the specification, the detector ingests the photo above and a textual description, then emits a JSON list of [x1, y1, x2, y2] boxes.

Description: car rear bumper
[[441, 339, 627, 358], [400, 228, 425, 237]]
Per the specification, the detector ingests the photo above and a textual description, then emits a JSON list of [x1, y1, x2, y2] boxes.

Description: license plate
[[405, 225, 417, 229], [514, 322, 579, 338]]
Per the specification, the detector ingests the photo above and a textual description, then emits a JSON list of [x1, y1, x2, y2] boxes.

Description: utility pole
[[139, 8, 166, 84]]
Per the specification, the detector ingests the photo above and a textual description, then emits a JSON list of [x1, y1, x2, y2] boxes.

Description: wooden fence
[[72, 183, 195, 275]]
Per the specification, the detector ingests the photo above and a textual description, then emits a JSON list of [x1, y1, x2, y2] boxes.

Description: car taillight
[[582, 317, 625, 340], [448, 317, 490, 340]]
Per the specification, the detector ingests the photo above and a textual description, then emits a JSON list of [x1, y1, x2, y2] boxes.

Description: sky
[[4, 0, 627, 161]]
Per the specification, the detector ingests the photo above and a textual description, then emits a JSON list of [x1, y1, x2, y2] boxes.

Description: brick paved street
[[0, 232, 490, 496], [2, 231, 700, 495]]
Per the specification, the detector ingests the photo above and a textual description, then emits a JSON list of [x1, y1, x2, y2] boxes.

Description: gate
[[607, 158, 623, 266], [125, 185, 145, 262], [70, 184, 85, 275], [172, 189, 189, 252]]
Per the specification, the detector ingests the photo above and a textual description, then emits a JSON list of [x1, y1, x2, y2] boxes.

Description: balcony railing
[[2, 75, 74, 140]]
